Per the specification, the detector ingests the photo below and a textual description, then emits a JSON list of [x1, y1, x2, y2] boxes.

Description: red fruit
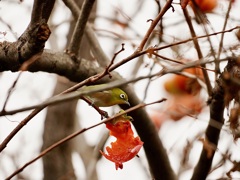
[[191, 0, 217, 13], [100, 121, 143, 170], [164, 67, 204, 95]]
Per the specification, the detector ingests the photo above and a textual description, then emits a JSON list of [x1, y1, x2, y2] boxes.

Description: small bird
[[80, 84, 130, 107]]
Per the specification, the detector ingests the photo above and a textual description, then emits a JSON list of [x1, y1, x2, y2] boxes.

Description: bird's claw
[[101, 110, 109, 120]]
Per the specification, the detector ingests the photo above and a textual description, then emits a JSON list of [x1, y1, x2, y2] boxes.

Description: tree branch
[[0, 50, 99, 81], [68, 0, 96, 55], [182, 8, 212, 95], [30, 0, 56, 24], [137, 0, 173, 51], [63, 0, 110, 67], [215, 0, 233, 74], [0, 0, 54, 72], [0, 22, 51, 67]]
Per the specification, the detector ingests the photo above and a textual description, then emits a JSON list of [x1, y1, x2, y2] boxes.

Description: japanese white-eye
[[80, 84, 130, 107]]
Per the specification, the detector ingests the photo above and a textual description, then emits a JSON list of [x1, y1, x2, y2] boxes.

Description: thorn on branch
[[147, 19, 153, 23], [115, 43, 125, 56], [170, 5, 175, 12]]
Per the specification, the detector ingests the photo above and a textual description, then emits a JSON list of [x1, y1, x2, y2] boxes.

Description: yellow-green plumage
[[80, 84, 130, 107]]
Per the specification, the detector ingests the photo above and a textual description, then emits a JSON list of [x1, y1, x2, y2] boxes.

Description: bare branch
[[215, 0, 234, 73], [182, 8, 212, 95], [30, 0, 56, 24], [63, 0, 110, 67], [137, 0, 174, 51], [0, 22, 51, 67]]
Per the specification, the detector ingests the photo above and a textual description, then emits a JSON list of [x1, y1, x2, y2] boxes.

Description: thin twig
[[215, 0, 233, 74], [1, 73, 22, 112], [81, 96, 109, 118], [137, 0, 173, 51], [143, 62, 156, 101], [196, 16, 218, 76], [103, 43, 125, 78], [0, 74, 154, 116], [153, 26, 240, 51], [182, 8, 212, 95], [152, 52, 184, 64], [2, 53, 42, 111], [108, 26, 240, 72]]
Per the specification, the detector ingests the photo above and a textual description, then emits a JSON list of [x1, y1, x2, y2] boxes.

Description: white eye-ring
[[120, 94, 126, 99]]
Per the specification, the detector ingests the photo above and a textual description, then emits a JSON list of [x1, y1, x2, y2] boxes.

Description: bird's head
[[111, 88, 130, 106]]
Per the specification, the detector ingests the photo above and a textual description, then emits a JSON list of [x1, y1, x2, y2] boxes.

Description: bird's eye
[[120, 94, 126, 99]]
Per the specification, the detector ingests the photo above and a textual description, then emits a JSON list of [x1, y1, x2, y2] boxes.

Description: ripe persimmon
[[164, 67, 204, 95], [191, 0, 217, 13]]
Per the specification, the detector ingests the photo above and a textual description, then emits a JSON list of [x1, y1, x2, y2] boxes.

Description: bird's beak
[[129, 116, 134, 121], [125, 101, 130, 106]]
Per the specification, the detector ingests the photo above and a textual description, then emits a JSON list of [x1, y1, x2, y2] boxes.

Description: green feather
[[79, 84, 130, 107]]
